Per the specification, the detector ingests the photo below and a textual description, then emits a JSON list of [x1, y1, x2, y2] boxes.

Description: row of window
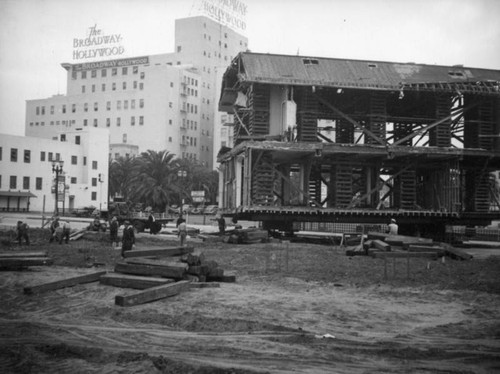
[[81, 80, 144, 93], [72, 66, 143, 80], [35, 99, 145, 116], [1, 175, 100, 201], [81, 116, 145, 127], [1, 147, 98, 169]]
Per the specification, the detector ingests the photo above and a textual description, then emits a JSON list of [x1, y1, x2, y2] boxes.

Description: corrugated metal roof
[[237, 52, 500, 91]]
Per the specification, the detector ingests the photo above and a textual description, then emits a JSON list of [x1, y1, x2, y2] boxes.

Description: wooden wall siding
[[394, 169, 417, 210], [465, 169, 490, 212], [308, 167, 322, 206], [366, 91, 387, 145], [297, 88, 320, 142], [248, 84, 270, 136], [430, 94, 452, 147], [251, 153, 274, 205], [478, 100, 494, 150], [426, 161, 461, 212], [331, 164, 354, 208], [393, 123, 413, 146], [335, 119, 355, 144]]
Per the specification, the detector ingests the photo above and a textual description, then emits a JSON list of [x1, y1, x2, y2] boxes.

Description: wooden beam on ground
[[372, 239, 391, 252], [444, 246, 473, 260], [123, 246, 194, 258], [373, 252, 438, 259], [24, 271, 106, 294], [115, 280, 191, 307], [100, 273, 174, 289], [0, 257, 53, 268], [189, 282, 221, 288], [408, 245, 445, 256], [115, 261, 187, 280], [0, 251, 47, 258]]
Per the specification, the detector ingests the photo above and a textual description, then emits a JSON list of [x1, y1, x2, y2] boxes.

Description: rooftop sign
[[72, 56, 149, 71], [197, 0, 247, 32], [73, 24, 125, 61]]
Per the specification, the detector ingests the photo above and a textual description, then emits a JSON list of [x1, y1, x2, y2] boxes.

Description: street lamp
[[178, 169, 187, 215], [52, 160, 64, 215]]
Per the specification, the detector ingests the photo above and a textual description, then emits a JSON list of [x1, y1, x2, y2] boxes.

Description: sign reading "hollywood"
[[73, 24, 125, 60]]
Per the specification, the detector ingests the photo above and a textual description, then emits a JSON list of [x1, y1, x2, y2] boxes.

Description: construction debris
[[345, 231, 472, 261]]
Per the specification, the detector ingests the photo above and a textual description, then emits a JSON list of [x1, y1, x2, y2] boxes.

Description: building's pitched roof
[[235, 52, 500, 92]]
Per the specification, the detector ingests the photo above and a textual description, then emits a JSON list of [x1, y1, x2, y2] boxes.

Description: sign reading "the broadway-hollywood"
[[72, 24, 125, 60]]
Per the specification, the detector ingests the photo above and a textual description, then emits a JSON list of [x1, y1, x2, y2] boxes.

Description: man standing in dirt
[[49, 216, 59, 243], [59, 220, 71, 244], [121, 221, 135, 257], [178, 220, 187, 247], [16, 221, 30, 245], [109, 216, 119, 247]]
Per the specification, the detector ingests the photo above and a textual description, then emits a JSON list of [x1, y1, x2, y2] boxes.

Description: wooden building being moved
[[217, 52, 500, 237]]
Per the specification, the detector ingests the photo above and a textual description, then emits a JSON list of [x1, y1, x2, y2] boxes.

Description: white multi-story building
[[0, 128, 109, 213], [25, 15, 248, 169]]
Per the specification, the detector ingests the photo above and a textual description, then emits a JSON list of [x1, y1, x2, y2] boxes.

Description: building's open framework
[[217, 52, 500, 237]]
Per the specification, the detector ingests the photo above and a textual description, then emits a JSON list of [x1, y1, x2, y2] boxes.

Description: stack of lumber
[[0, 251, 53, 269], [345, 232, 471, 260], [227, 228, 269, 244], [100, 245, 236, 306]]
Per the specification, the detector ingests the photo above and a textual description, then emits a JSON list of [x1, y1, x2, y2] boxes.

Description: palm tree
[[109, 155, 137, 201], [130, 150, 178, 212]]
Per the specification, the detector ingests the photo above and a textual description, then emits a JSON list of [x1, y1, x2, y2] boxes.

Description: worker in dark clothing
[[59, 220, 71, 244], [217, 216, 226, 235], [16, 221, 30, 245], [121, 221, 135, 257], [109, 216, 119, 247], [49, 217, 60, 243], [176, 214, 186, 227]]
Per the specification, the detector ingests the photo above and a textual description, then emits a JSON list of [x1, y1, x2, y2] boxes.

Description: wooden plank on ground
[[372, 239, 391, 251], [189, 282, 221, 288], [408, 245, 445, 255], [373, 252, 438, 259], [384, 235, 433, 246], [24, 271, 106, 294], [115, 261, 187, 280], [115, 280, 191, 306], [100, 273, 174, 289], [444, 246, 473, 260], [0, 257, 53, 268], [0, 251, 47, 258], [123, 246, 194, 258]]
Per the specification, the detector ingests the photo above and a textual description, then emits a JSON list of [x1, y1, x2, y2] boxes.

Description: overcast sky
[[1, 0, 499, 136]]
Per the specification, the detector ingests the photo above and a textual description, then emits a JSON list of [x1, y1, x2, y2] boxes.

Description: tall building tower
[[24, 15, 248, 170]]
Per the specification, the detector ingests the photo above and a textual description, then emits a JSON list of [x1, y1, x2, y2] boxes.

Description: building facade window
[[36, 177, 42, 190], [92, 160, 98, 170], [40, 151, 45, 161], [9, 176, 16, 189], [10, 148, 18, 162], [139, 116, 144, 125], [75, 135, 80, 144], [23, 176, 30, 190], [101, 69, 107, 77], [91, 191, 97, 201], [24, 150, 30, 163], [139, 99, 144, 108], [71, 155, 77, 165]]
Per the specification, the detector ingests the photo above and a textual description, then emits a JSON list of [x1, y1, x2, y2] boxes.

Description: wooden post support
[[24, 271, 107, 294], [115, 280, 191, 307]]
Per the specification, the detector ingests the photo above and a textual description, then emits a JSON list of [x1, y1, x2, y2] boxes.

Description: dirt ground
[[0, 228, 499, 374]]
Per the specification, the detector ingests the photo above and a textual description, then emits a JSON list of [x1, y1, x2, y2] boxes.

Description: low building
[[0, 127, 109, 214]]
